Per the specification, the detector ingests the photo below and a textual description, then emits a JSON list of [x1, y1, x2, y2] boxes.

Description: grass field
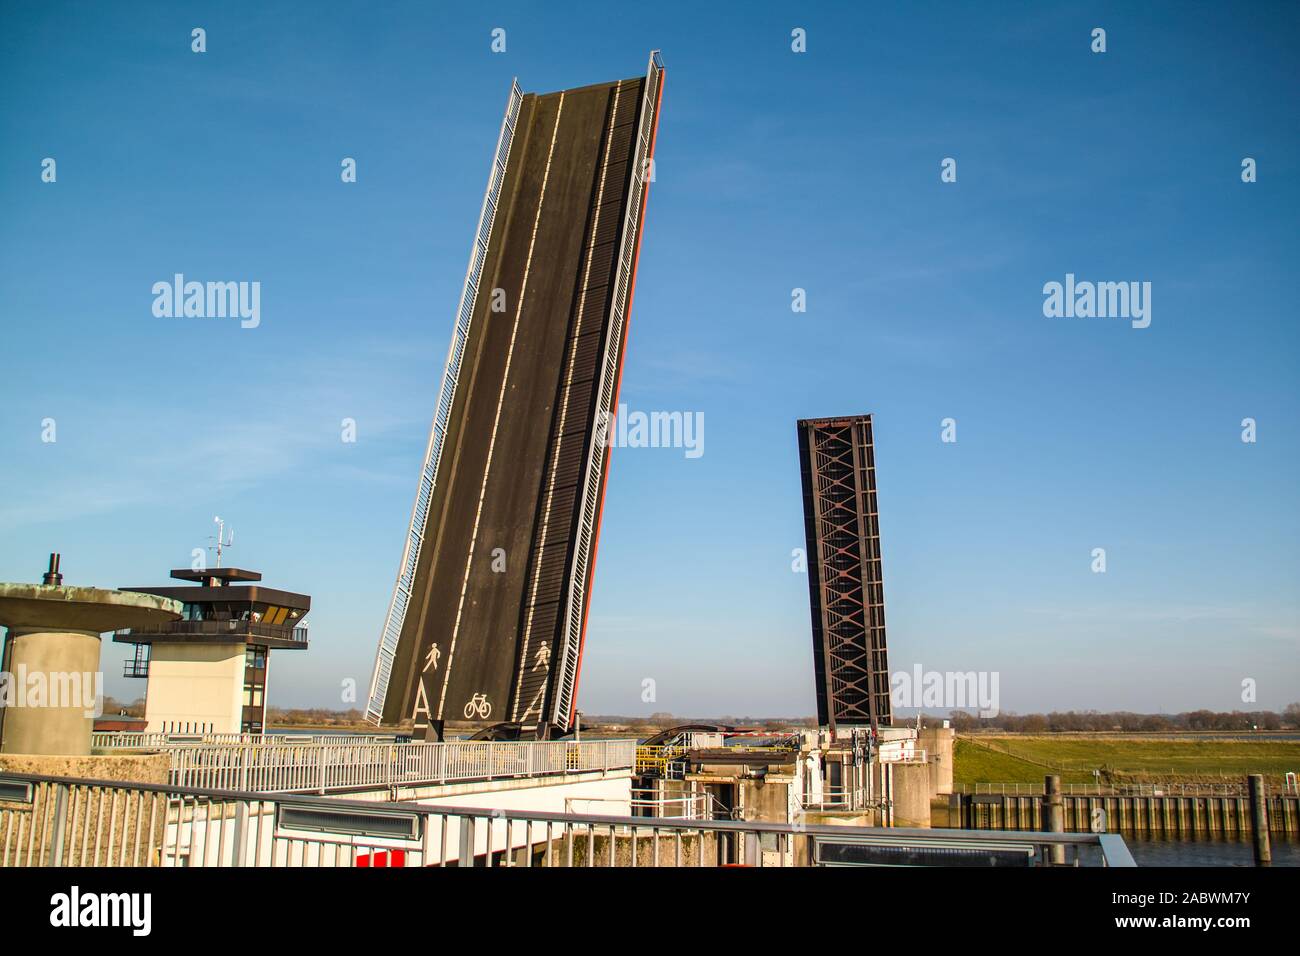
[[954, 735, 1300, 786]]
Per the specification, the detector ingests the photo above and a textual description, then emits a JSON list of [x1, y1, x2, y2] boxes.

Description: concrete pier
[[919, 724, 954, 796], [888, 762, 932, 827], [0, 556, 181, 756]]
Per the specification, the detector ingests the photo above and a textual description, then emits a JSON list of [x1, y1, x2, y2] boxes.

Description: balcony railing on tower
[[115, 620, 309, 646]]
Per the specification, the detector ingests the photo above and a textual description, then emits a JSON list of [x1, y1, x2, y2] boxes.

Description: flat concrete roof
[[0, 584, 183, 632]]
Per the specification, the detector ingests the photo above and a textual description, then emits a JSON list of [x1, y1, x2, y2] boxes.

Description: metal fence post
[[50, 784, 69, 866], [459, 816, 475, 868], [232, 802, 249, 867], [317, 746, 327, 795]]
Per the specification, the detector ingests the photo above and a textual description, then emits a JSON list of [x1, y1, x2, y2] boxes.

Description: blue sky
[[1, 1, 1297, 717]]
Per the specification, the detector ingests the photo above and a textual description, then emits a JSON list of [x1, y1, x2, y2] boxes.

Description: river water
[[1124, 834, 1299, 866]]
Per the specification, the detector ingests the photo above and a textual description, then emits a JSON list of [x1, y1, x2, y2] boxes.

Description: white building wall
[[144, 642, 245, 734]]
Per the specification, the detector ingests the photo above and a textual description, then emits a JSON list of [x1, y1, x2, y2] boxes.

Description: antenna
[[210, 516, 234, 568]]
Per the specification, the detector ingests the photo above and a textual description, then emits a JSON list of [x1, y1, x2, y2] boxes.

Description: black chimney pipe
[[42, 552, 63, 586]]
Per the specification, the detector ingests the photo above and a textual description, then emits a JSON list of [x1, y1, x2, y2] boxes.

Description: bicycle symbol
[[463, 693, 492, 719]]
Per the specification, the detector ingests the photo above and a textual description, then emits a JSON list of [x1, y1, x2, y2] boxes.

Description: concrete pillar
[[890, 762, 932, 828], [0, 559, 181, 756], [0, 627, 103, 755], [919, 724, 955, 797]]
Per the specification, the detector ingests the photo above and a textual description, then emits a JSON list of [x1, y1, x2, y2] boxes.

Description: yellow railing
[[635, 745, 688, 776]]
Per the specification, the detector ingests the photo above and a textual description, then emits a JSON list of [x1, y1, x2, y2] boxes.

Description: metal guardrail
[[880, 748, 928, 764], [955, 780, 1297, 797], [956, 782, 1114, 796], [571, 793, 721, 820], [92, 732, 403, 749], [0, 771, 1135, 867], [365, 77, 525, 725], [793, 787, 882, 812], [634, 745, 688, 776], [115, 621, 308, 644], [90, 736, 636, 793]]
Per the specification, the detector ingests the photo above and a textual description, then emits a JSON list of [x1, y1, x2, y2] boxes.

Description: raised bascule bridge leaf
[[366, 53, 664, 739]]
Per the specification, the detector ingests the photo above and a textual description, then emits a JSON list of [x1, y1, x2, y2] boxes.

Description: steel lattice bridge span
[[366, 53, 665, 739], [798, 415, 893, 734]]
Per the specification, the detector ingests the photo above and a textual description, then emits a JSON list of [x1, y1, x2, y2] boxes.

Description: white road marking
[[513, 81, 625, 723], [436, 94, 567, 720]]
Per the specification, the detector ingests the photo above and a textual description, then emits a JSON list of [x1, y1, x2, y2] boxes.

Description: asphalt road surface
[[383, 73, 656, 734]]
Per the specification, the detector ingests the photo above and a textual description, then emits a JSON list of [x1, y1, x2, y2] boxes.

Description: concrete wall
[[144, 642, 245, 734], [0, 753, 171, 866], [889, 762, 932, 828], [918, 725, 955, 796], [0, 752, 170, 784], [931, 796, 958, 828], [742, 776, 792, 824]]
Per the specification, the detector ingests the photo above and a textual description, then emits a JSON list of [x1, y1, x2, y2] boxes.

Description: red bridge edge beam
[[567, 62, 665, 726]]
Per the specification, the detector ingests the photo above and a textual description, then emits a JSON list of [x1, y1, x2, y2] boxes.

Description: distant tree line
[[101, 697, 144, 718], [100, 699, 1300, 733], [935, 704, 1300, 733], [265, 707, 372, 728]]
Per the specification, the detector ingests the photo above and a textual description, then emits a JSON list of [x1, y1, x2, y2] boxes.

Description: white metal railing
[[92, 737, 635, 793], [956, 782, 1095, 796], [92, 732, 401, 749], [0, 772, 1136, 868], [365, 77, 525, 725], [568, 794, 715, 820], [552, 50, 664, 730], [794, 787, 880, 812], [878, 748, 927, 764]]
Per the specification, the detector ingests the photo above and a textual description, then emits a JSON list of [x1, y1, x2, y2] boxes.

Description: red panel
[[356, 849, 407, 868]]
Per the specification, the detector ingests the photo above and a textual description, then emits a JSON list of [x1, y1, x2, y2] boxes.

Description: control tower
[[115, 566, 310, 734]]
